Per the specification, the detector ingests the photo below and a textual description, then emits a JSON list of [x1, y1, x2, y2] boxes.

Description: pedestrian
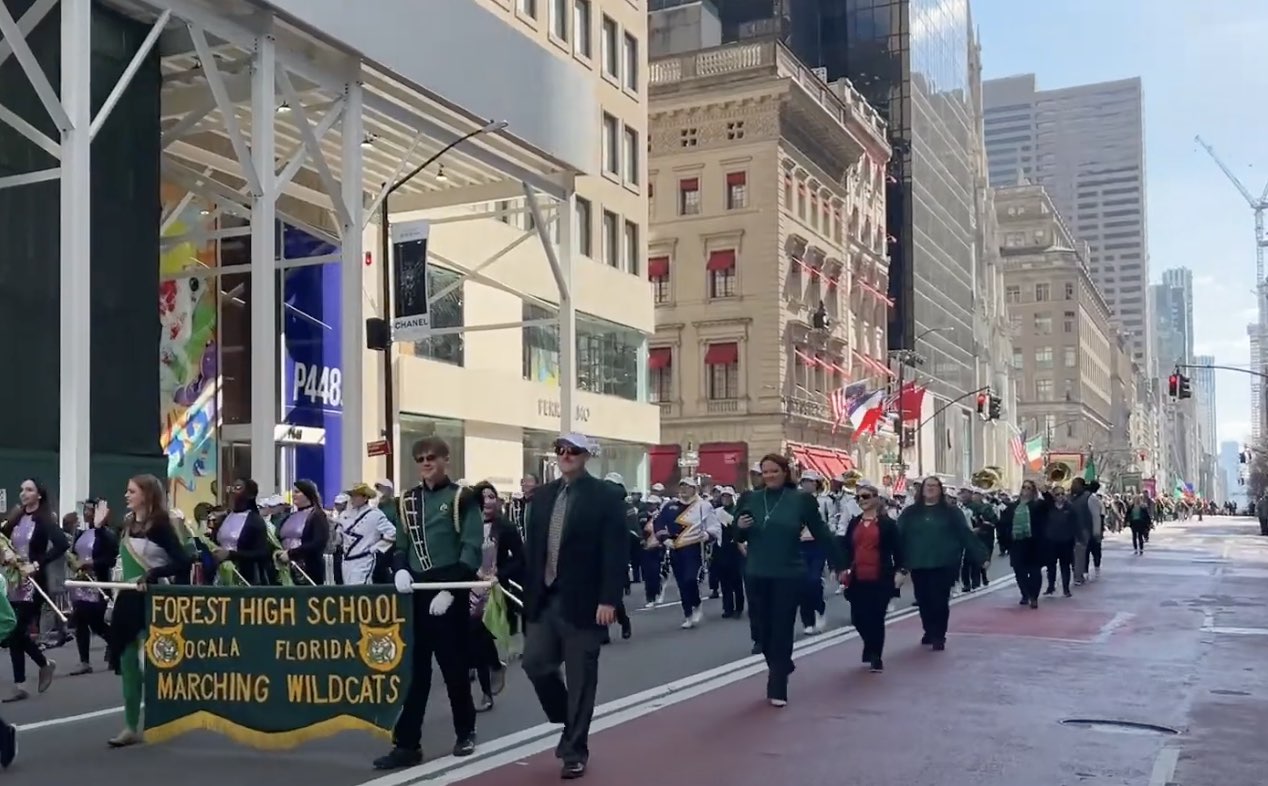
[[0, 572, 19, 768], [67, 501, 119, 675], [896, 476, 989, 652], [1128, 494, 1153, 554], [104, 475, 193, 747], [733, 454, 846, 706], [1, 478, 66, 702], [375, 437, 484, 769], [838, 480, 903, 672], [998, 480, 1049, 608], [519, 432, 628, 780]]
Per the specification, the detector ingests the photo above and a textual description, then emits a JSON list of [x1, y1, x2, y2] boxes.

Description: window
[[1034, 283, 1050, 301], [601, 15, 618, 78], [624, 220, 639, 275], [523, 304, 642, 400], [602, 210, 619, 267], [1064, 346, 1076, 368], [707, 249, 737, 299], [622, 32, 638, 92], [1034, 313, 1052, 335], [1005, 285, 1020, 304], [704, 342, 740, 400], [1064, 282, 1075, 299], [602, 113, 619, 176], [679, 178, 700, 215], [725, 171, 747, 210], [1011, 348, 1023, 369], [573, 0, 591, 57], [648, 181, 655, 219], [1035, 346, 1054, 369], [623, 126, 639, 185], [1063, 310, 1076, 333], [1035, 378, 1054, 401], [518, 0, 537, 18], [575, 197, 593, 257], [648, 255, 670, 304], [414, 265, 464, 367], [649, 348, 671, 403], [550, 0, 568, 39]]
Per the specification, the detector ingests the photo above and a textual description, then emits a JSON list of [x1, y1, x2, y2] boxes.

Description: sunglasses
[[414, 453, 441, 463], [857, 493, 874, 501], [555, 446, 586, 457]]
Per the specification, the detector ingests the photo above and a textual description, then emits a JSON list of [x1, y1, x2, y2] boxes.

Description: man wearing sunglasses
[[520, 432, 628, 779]]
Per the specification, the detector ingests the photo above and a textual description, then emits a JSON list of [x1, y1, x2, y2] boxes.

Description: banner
[[391, 219, 431, 342], [144, 585, 413, 749]]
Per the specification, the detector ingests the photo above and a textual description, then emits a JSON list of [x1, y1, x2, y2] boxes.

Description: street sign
[[366, 439, 392, 457]]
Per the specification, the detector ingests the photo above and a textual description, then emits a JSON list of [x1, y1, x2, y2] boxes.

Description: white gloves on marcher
[[393, 569, 414, 594], [429, 590, 454, 616], [894, 572, 908, 590]]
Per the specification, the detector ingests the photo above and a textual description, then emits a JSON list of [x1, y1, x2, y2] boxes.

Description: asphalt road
[[5, 543, 1021, 784]]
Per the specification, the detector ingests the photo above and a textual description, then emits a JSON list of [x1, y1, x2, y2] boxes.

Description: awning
[[698, 442, 747, 487], [648, 347, 672, 369], [704, 342, 739, 365], [788, 444, 814, 475], [648, 256, 669, 279], [813, 449, 849, 480], [726, 172, 746, 187], [706, 249, 736, 272], [649, 444, 681, 487]]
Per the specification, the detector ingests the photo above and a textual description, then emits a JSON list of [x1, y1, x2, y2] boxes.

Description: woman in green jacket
[[734, 454, 847, 706], [896, 476, 989, 651]]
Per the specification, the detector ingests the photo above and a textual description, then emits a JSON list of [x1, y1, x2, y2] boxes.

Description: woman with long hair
[[105, 474, 192, 747], [67, 500, 120, 675], [839, 480, 904, 672], [998, 479, 1050, 608], [210, 478, 275, 586], [467, 481, 524, 711], [1, 478, 67, 701], [733, 454, 846, 706], [277, 480, 330, 585], [896, 476, 990, 651], [1127, 493, 1153, 554]]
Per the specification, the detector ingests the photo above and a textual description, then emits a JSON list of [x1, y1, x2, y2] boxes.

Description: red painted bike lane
[[443, 533, 1267, 786]]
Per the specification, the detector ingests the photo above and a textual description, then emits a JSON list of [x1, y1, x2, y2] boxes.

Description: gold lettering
[[157, 671, 269, 702], [238, 596, 296, 626], [282, 673, 400, 705], [305, 594, 406, 626], [152, 595, 232, 627], [273, 638, 357, 661]]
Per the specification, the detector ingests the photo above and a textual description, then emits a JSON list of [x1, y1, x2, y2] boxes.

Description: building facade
[[983, 74, 1151, 373], [1192, 354, 1218, 499], [646, 31, 893, 488], [996, 185, 1117, 471], [1150, 268, 1198, 488], [370, 0, 658, 491]]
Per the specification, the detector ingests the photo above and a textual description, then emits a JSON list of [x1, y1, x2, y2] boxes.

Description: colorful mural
[[159, 199, 219, 509]]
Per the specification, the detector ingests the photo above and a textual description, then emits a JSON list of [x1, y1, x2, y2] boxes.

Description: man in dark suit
[[520, 432, 627, 779]]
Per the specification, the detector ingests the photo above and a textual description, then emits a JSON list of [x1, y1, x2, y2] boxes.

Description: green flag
[[1082, 457, 1097, 481]]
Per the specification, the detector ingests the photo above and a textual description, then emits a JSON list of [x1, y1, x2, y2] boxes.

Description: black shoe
[[1029, 598, 1039, 609], [373, 747, 423, 770], [861, 650, 871, 664], [561, 761, 587, 779], [0, 721, 15, 769], [750, 642, 762, 655], [490, 663, 508, 696], [476, 694, 494, 713], [721, 611, 734, 619], [931, 640, 946, 651], [920, 634, 931, 645], [621, 622, 632, 640], [1018, 598, 1029, 605], [869, 658, 884, 673], [961, 585, 971, 593], [453, 735, 477, 757], [1044, 587, 1055, 596], [709, 591, 720, 599], [1063, 590, 1072, 598]]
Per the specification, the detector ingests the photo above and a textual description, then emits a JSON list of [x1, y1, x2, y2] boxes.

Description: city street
[[8, 519, 1267, 786]]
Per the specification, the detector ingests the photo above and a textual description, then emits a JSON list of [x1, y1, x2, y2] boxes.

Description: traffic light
[[976, 392, 987, 416], [1167, 374, 1179, 397], [988, 395, 1002, 420], [1178, 374, 1192, 399]]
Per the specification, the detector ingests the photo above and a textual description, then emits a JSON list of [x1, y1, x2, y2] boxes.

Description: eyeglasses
[[414, 453, 440, 464], [555, 446, 586, 457], [857, 493, 874, 501]]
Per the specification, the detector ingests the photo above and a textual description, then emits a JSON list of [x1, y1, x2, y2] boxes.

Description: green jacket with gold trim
[[392, 478, 483, 584]]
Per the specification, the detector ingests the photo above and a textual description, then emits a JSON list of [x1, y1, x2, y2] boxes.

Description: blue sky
[[973, 0, 1268, 444]]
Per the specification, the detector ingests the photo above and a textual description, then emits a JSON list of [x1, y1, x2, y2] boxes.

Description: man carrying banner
[[373, 437, 484, 770]]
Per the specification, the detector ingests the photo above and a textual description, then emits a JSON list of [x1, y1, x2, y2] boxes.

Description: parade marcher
[[209, 479, 274, 586], [1, 478, 66, 701], [105, 475, 193, 747], [733, 454, 845, 706], [336, 484, 395, 586], [957, 487, 997, 592], [795, 470, 831, 635], [1128, 494, 1153, 554], [896, 476, 989, 651], [1069, 477, 1095, 585], [331, 492, 350, 584], [375, 480, 401, 529], [653, 477, 721, 629], [67, 500, 119, 675], [1084, 480, 1105, 579], [0, 573, 18, 768], [713, 487, 746, 619], [600, 473, 634, 643], [838, 480, 903, 672], [277, 480, 330, 585], [637, 494, 665, 608], [468, 481, 523, 710], [1043, 486, 1077, 597], [374, 437, 483, 769], [998, 480, 1049, 608], [520, 432, 627, 779]]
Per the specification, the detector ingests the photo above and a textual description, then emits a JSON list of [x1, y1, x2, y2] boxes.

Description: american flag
[[829, 386, 850, 425], [892, 475, 907, 495], [1008, 433, 1028, 466]]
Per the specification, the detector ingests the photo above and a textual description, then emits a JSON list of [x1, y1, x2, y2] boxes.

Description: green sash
[[120, 536, 151, 582]]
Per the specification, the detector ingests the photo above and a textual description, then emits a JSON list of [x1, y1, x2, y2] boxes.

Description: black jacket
[[488, 515, 526, 590], [840, 513, 904, 593], [2, 506, 69, 591], [282, 506, 330, 585], [73, 526, 120, 584], [997, 496, 1050, 552], [212, 508, 276, 586], [521, 473, 626, 628]]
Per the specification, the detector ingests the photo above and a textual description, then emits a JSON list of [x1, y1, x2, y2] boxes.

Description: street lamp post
[[678, 442, 700, 487], [889, 327, 951, 481], [376, 120, 508, 486]]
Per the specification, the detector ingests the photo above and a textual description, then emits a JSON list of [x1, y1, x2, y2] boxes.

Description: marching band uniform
[[1, 499, 67, 702], [638, 495, 665, 607], [211, 495, 274, 586], [0, 577, 17, 768], [278, 482, 330, 586], [712, 488, 746, 618], [373, 476, 483, 769], [797, 472, 831, 635], [653, 478, 722, 629], [68, 521, 119, 675], [335, 485, 395, 586]]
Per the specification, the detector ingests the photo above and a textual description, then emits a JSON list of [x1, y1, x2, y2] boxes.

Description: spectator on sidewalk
[[998, 480, 1049, 608]]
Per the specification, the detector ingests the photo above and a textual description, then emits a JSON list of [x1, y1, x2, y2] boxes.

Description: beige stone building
[[998, 184, 1116, 474], [646, 37, 893, 488]]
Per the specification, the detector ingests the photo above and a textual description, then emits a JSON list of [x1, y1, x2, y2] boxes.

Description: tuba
[[970, 466, 1002, 491], [1045, 461, 1073, 487], [840, 469, 863, 489]]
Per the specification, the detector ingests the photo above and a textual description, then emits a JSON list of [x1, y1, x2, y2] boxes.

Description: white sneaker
[[813, 611, 826, 633], [803, 626, 815, 636], [768, 698, 787, 707], [690, 608, 703, 625], [643, 601, 656, 609], [656, 592, 665, 604], [680, 618, 695, 629]]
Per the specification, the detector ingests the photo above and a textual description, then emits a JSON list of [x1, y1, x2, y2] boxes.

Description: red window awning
[[706, 249, 736, 272], [648, 347, 672, 369], [726, 172, 746, 187], [697, 442, 747, 487], [806, 448, 841, 479], [704, 342, 738, 365], [679, 178, 699, 191], [649, 444, 681, 487], [788, 445, 813, 475], [647, 256, 669, 279]]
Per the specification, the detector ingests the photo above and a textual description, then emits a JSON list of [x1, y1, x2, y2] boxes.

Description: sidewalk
[[434, 521, 1268, 786]]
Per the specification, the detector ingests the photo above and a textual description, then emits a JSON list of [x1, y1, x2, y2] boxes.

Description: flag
[[1024, 435, 1046, 471], [1082, 456, 1097, 481], [887, 381, 926, 421], [1008, 434, 1027, 466], [848, 390, 886, 435], [829, 386, 850, 426], [892, 475, 907, 495]]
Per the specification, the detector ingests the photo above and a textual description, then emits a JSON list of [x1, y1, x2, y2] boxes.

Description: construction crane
[[1195, 136, 1268, 442]]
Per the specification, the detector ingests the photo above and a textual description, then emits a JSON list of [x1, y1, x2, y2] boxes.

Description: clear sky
[[972, 0, 1268, 445]]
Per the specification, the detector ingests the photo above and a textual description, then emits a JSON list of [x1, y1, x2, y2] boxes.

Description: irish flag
[[1024, 435, 1046, 471]]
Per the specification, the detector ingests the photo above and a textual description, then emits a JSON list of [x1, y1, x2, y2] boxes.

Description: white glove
[[429, 590, 454, 616], [894, 571, 908, 590], [393, 569, 414, 594]]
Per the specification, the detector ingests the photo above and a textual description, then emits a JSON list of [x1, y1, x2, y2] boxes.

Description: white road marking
[[1201, 626, 1268, 636], [1092, 611, 1134, 643], [1148, 747, 1180, 786], [16, 705, 125, 732]]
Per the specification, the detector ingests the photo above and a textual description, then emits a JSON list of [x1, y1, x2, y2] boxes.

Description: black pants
[[4, 600, 48, 684], [848, 582, 891, 660], [745, 574, 760, 644], [747, 575, 800, 700], [910, 567, 956, 644], [468, 616, 501, 696], [1131, 527, 1148, 551], [392, 589, 475, 750], [640, 549, 663, 603], [522, 593, 605, 766], [716, 556, 745, 616], [1046, 540, 1075, 592], [74, 600, 110, 664], [1088, 537, 1102, 568]]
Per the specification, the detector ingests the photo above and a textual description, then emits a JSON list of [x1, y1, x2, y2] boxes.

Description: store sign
[[537, 399, 591, 423]]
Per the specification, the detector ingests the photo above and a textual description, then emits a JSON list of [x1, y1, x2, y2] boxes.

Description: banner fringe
[[144, 711, 391, 750]]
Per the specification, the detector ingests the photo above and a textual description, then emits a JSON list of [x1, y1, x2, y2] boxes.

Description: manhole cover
[[1060, 719, 1180, 736]]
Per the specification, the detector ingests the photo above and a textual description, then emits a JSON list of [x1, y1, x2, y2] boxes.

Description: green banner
[[143, 585, 413, 749]]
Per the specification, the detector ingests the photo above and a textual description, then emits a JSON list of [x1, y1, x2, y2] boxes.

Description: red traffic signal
[[1168, 374, 1179, 397], [976, 393, 987, 414]]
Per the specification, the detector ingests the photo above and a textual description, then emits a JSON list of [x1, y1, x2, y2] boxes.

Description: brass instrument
[[1045, 460, 1074, 488], [840, 469, 863, 489], [970, 466, 1003, 491]]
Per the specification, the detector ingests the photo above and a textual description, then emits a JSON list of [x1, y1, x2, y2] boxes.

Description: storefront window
[[522, 304, 645, 401], [398, 413, 465, 484], [523, 429, 647, 490], [413, 265, 464, 366]]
